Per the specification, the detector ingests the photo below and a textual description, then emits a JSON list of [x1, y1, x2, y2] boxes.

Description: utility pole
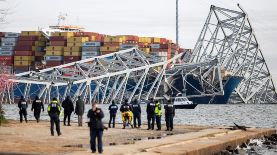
[[176, 0, 179, 46]]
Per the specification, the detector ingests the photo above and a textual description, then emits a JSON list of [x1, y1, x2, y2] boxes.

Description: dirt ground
[[0, 120, 207, 155]]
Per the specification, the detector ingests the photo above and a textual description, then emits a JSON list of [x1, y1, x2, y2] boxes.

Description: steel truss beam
[[190, 5, 277, 103]]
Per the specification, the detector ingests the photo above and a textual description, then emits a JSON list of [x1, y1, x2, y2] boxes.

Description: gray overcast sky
[[1, 0, 277, 82]]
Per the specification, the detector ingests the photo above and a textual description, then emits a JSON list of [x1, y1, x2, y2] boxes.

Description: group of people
[[108, 98, 176, 131], [17, 96, 176, 154]]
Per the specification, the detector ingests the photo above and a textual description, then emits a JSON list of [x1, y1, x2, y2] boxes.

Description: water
[[2, 104, 277, 154]]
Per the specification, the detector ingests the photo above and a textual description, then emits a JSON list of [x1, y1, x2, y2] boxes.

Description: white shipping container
[[0, 51, 13, 56], [1, 37, 18, 42], [0, 46, 14, 51], [4, 32, 20, 38], [120, 44, 136, 49], [82, 42, 101, 47], [82, 46, 100, 51], [1, 42, 16, 46], [45, 56, 63, 61], [82, 51, 99, 56], [81, 56, 94, 60], [150, 44, 160, 49]]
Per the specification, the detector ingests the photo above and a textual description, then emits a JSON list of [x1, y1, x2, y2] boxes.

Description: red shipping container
[[103, 42, 121, 46], [17, 41, 35, 46], [18, 36, 38, 41], [46, 61, 63, 66], [0, 56, 13, 61], [1, 60, 13, 66], [14, 46, 33, 51], [124, 35, 139, 41], [50, 41, 67, 46], [14, 51, 34, 56], [93, 35, 104, 42], [49, 36, 66, 41], [160, 44, 169, 49], [64, 56, 81, 61], [74, 32, 99, 37], [160, 38, 168, 44]]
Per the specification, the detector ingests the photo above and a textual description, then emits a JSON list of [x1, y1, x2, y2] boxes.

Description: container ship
[[0, 25, 241, 104]]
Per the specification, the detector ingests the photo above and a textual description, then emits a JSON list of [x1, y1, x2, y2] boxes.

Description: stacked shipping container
[[0, 32, 19, 72], [14, 31, 46, 72], [64, 36, 88, 63]]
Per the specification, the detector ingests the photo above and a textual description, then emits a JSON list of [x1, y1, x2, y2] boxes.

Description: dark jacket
[[75, 98, 85, 115], [164, 104, 175, 116], [18, 98, 28, 110], [120, 103, 132, 113], [146, 101, 155, 115], [47, 100, 61, 117], [131, 101, 141, 115], [87, 108, 104, 130], [109, 103, 118, 114], [62, 97, 74, 113], [32, 97, 44, 112]]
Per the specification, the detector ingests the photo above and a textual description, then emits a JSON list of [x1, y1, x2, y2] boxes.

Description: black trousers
[[63, 111, 72, 125], [19, 109, 27, 123], [34, 110, 41, 122], [109, 113, 116, 128], [165, 114, 174, 130], [147, 115, 155, 130], [50, 115, 61, 135], [156, 115, 161, 130], [90, 128, 103, 153], [133, 113, 141, 128]]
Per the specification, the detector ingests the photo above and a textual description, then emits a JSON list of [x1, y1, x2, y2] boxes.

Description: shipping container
[[0, 46, 14, 51], [150, 44, 160, 49], [104, 36, 123, 43], [35, 51, 45, 57], [64, 56, 81, 61], [100, 51, 115, 55], [14, 56, 35, 61], [74, 32, 99, 37], [100, 46, 119, 52], [103, 42, 121, 46], [82, 42, 101, 47], [82, 46, 100, 51], [120, 44, 137, 49], [67, 37, 89, 43], [14, 46, 35, 51], [1, 60, 13, 66], [153, 38, 161, 43], [82, 51, 99, 56], [14, 66, 30, 71], [21, 31, 42, 36], [46, 51, 63, 56], [0, 56, 13, 61], [81, 56, 94, 60], [45, 56, 63, 61], [5, 32, 20, 38], [51, 32, 74, 37], [1, 37, 18, 42], [1, 42, 16, 46], [46, 46, 64, 51], [139, 37, 152, 43], [50, 41, 67, 46], [64, 51, 81, 56], [46, 61, 63, 66], [14, 60, 33, 66], [67, 42, 83, 47], [14, 51, 34, 56], [139, 48, 150, 53], [0, 51, 13, 56], [49, 36, 67, 41], [18, 36, 39, 41], [64, 46, 81, 52], [17, 41, 35, 46]]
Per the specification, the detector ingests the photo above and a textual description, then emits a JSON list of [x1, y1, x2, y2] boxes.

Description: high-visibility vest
[[154, 102, 162, 116]]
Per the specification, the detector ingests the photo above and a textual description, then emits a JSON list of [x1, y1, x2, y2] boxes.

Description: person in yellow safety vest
[[47, 97, 62, 136], [120, 99, 133, 129], [154, 100, 162, 130]]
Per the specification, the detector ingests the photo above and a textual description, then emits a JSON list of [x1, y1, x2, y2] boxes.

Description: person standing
[[120, 99, 133, 129], [164, 100, 175, 131], [87, 102, 105, 154], [18, 96, 28, 123], [154, 100, 162, 130], [146, 98, 155, 130], [131, 99, 141, 128], [47, 97, 62, 136], [62, 96, 74, 126], [75, 96, 85, 126], [108, 100, 118, 128], [31, 96, 44, 123]]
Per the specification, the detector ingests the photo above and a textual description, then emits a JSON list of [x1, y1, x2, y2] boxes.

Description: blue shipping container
[[82, 51, 99, 56], [45, 56, 63, 61], [82, 42, 101, 47], [82, 46, 100, 51], [0, 46, 14, 51], [0, 51, 13, 56]]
